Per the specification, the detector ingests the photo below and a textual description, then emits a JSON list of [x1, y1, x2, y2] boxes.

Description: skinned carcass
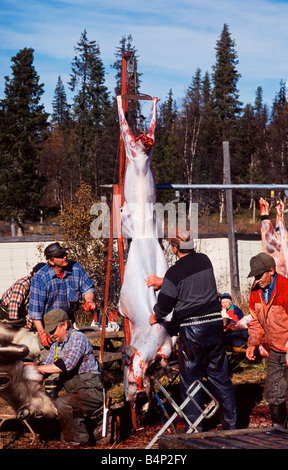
[[0, 340, 57, 421], [259, 197, 288, 277], [0, 320, 41, 363], [117, 95, 173, 406]]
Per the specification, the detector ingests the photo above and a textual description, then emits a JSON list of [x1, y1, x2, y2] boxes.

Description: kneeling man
[[36, 309, 103, 446]]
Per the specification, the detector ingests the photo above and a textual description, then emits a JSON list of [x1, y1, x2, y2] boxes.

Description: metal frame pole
[[101, 184, 288, 190], [223, 141, 239, 297], [155, 184, 288, 190]]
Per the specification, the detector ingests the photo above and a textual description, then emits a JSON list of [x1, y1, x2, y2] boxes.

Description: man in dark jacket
[[149, 234, 237, 431]]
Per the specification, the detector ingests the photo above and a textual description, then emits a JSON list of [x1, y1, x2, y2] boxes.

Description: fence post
[[223, 141, 240, 297]]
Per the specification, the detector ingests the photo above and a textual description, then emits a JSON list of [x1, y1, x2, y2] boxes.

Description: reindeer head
[[0, 341, 57, 420]]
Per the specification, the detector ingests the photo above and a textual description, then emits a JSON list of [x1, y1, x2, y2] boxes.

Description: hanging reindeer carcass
[[116, 95, 173, 406], [259, 197, 288, 277]]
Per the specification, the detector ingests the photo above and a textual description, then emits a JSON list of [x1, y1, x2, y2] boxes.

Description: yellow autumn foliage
[[58, 182, 110, 308]]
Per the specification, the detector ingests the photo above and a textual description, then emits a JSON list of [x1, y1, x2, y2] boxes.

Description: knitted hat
[[220, 293, 232, 301]]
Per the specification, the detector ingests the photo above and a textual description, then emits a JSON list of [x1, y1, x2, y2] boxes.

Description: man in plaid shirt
[[36, 308, 104, 446], [28, 242, 96, 347], [0, 263, 45, 328]]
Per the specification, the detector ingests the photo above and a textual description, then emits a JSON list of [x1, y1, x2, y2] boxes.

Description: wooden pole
[[223, 141, 240, 297]]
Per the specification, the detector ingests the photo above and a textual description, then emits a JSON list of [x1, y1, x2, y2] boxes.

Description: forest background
[[0, 24, 287, 305]]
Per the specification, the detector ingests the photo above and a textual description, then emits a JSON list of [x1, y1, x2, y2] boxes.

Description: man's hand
[[246, 346, 256, 361], [149, 312, 160, 325], [145, 275, 163, 290], [83, 301, 96, 311], [39, 331, 53, 347]]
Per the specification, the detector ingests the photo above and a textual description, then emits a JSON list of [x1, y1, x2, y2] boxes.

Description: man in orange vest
[[246, 252, 288, 429]]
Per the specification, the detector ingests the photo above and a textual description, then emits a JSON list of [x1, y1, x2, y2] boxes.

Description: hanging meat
[[259, 197, 288, 277], [116, 95, 173, 406]]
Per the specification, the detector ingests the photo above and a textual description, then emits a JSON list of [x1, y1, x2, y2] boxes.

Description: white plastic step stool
[[146, 379, 219, 449]]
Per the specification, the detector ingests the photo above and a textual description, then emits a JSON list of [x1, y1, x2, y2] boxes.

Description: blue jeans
[[178, 319, 237, 431]]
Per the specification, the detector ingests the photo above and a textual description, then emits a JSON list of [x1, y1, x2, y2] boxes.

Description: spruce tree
[[196, 72, 221, 209], [153, 89, 182, 203], [112, 34, 140, 135], [212, 24, 242, 140], [52, 76, 70, 126], [0, 47, 48, 226], [175, 69, 205, 208], [269, 80, 288, 185], [69, 30, 112, 193]]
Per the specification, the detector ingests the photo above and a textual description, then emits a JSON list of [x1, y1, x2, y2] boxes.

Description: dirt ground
[[0, 356, 272, 450], [0, 399, 271, 450]]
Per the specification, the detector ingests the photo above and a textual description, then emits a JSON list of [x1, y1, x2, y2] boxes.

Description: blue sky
[[1, 0, 288, 118]]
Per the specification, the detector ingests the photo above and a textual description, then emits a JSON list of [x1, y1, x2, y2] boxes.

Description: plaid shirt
[[1, 276, 31, 320], [43, 328, 100, 374], [28, 261, 95, 321]]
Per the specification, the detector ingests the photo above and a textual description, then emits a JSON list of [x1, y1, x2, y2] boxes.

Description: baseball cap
[[166, 227, 194, 250], [248, 252, 276, 278], [221, 293, 232, 301], [44, 309, 69, 334], [44, 242, 67, 260]]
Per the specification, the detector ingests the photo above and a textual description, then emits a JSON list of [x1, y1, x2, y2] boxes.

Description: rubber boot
[[269, 402, 287, 430], [44, 379, 59, 401]]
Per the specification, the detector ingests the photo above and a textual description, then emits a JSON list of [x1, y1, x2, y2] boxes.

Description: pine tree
[[52, 76, 70, 126], [269, 80, 288, 185], [233, 88, 269, 210], [112, 34, 138, 96], [211, 24, 243, 220], [199, 72, 220, 182], [175, 69, 205, 208], [112, 34, 140, 135], [196, 72, 221, 210], [212, 24, 242, 140], [153, 89, 182, 203], [250, 87, 269, 187], [69, 30, 112, 192], [0, 47, 48, 226]]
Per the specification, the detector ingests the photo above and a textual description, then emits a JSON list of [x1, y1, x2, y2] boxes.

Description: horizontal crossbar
[[122, 93, 153, 101]]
